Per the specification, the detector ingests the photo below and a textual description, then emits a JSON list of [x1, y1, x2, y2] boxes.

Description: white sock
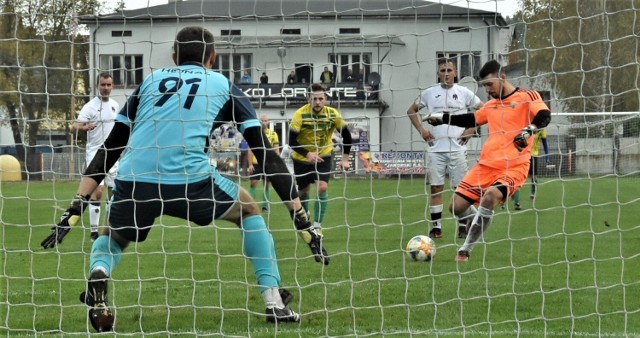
[[429, 204, 443, 228], [261, 287, 284, 309], [313, 221, 322, 229], [460, 206, 494, 253], [89, 203, 101, 232]]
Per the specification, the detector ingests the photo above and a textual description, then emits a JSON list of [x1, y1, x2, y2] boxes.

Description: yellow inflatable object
[[0, 155, 22, 181]]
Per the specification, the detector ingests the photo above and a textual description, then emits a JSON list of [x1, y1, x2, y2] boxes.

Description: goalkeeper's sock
[[89, 200, 101, 232], [89, 236, 122, 277], [429, 204, 443, 229], [531, 183, 537, 197], [315, 193, 328, 223], [261, 287, 285, 309], [459, 206, 494, 253], [249, 186, 257, 200], [241, 215, 280, 293]]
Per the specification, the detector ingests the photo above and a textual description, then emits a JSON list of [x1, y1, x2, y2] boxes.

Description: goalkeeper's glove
[[41, 194, 89, 249], [513, 125, 536, 151], [291, 208, 330, 265], [421, 112, 449, 126]]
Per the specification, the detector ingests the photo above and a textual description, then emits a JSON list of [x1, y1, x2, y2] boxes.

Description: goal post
[[1, 0, 639, 336]]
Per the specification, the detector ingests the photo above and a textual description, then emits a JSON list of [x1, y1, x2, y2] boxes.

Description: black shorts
[[249, 163, 268, 181], [293, 156, 333, 190], [108, 177, 236, 242]]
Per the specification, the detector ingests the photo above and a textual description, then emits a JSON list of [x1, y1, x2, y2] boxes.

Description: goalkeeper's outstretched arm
[[41, 121, 130, 249]]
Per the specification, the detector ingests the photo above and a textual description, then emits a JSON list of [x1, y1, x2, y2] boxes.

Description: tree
[[510, 0, 639, 137], [0, 0, 105, 173]]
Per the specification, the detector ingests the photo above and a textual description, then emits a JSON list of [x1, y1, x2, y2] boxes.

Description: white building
[[79, 0, 508, 155]]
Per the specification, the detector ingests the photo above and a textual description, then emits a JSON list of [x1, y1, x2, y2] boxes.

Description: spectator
[[260, 72, 269, 84], [71, 72, 120, 242], [287, 70, 298, 84], [240, 70, 252, 84], [320, 66, 333, 84], [344, 69, 355, 82]]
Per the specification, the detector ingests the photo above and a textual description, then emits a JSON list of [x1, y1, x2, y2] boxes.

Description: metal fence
[[12, 137, 640, 182]]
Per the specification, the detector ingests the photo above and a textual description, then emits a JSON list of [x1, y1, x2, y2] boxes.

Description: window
[[448, 26, 470, 32], [214, 53, 253, 83], [111, 30, 132, 37], [281, 28, 301, 35], [329, 53, 371, 83], [436, 52, 481, 79], [339, 28, 360, 34], [99, 55, 143, 86], [221, 30, 241, 36]]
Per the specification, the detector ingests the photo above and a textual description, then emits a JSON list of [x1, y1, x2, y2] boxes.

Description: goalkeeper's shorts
[[108, 174, 237, 242], [455, 162, 528, 204]]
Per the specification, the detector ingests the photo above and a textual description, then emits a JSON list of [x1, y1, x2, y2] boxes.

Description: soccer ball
[[405, 235, 436, 262]]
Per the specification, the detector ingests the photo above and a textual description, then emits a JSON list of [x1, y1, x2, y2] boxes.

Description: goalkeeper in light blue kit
[[40, 26, 328, 332]]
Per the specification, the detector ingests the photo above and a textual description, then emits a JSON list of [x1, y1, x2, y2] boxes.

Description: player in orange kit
[[424, 60, 551, 262]]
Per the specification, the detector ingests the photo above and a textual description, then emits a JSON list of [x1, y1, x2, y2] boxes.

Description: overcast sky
[[115, 0, 519, 18]]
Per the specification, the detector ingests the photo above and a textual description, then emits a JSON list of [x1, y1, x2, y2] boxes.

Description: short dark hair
[[309, 83, 326, 94], [97, 72, 112, 84], [479, 60, 504, 79], [437, 58, 455, 68], [173, 26, 215, 65]]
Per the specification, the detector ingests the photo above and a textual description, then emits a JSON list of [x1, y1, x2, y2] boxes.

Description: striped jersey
[[289, 104, 347, 163]]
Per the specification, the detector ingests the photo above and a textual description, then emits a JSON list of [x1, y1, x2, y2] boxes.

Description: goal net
[[1, 0, 639, 336]]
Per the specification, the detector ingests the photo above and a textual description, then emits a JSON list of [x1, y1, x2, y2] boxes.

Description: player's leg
[[89, 184, 104, 241], [426, 152, 446, 238], [249, 176, 259, 200], [82, 179, 160, 332], [428, 185, 445, 238], [312, 157, 332, 231], [449, 150, 471, 238], [211, 174, 299, 323], [85, 152, 102, 241], [530, 156, 538, 199], [457, 165, 528, 262], [290, 160, 330, 264], [262, 178, 271, 213], [101, 164, 117, 236], [293, 160, 314, 213], [457, 184, 503, 261], [512, 189, 521, 210]]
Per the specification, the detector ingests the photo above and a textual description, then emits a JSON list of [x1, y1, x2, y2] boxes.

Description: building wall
[[89, 15, 505, 152]]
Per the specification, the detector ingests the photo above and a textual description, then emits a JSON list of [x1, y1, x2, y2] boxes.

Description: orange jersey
[[474, 88, 549, 169]]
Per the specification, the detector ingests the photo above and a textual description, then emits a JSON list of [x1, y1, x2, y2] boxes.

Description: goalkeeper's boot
[[279, 288, 293, 306], [266, 305, 301, 323], [428, 227, 442, 239], [293, 209, 330, 265], [300, 228, 330, 265], [80, 269, 114, 332]]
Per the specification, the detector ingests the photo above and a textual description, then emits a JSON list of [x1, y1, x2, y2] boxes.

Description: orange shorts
[[455, 162, 529, 204]]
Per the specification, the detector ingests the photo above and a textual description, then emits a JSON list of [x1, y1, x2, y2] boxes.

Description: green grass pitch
[[0, 176, 639, 337]]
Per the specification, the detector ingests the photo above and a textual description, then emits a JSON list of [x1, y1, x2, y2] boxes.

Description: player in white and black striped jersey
[[406, 58, 483, 240], [72, 72, 120, 242]]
